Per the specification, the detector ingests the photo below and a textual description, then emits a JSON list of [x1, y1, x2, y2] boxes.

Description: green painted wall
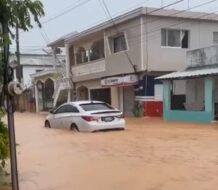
[[163, 77, 213, 123]]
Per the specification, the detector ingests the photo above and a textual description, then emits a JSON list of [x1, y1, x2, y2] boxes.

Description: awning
[[156, 67, 218, 80], [101, 74, 138, 87]]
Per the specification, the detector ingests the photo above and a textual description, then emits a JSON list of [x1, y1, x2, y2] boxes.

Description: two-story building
[[48, 7, 218, 116]]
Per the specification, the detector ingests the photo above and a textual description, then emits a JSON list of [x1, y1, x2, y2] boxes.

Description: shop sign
[[101, 75, 138, 87]]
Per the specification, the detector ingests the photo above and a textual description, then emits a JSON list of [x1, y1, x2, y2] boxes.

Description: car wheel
[[45, 120, 51, 128], [70, 123, 79, 132]]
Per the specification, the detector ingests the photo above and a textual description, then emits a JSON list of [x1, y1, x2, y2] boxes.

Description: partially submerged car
[[45, 101, 125, 132]]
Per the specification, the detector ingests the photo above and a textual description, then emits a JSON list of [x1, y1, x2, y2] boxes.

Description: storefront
[[101, 74, 138, 116], [90, 88, 111, 104], [76, 75, 137, 116]]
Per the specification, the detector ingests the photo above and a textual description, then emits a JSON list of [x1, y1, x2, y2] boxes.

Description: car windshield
[[80, 103, 113, 111]]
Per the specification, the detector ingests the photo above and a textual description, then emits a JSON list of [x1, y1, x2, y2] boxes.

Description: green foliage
[[0, 115, 8, 170], [0, 0, 44, 82], [132, 101, 144, 117], [0, 0, 44, 31]]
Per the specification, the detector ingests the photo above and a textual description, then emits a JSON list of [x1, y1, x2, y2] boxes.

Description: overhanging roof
[[31, 69, 60, 79], [47, 31, 78, 47], [156, 67, 218, 80], [48, 6, 218, 47]]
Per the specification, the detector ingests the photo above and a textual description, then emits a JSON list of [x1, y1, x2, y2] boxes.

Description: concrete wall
[[186, 78, 204, 107], [187, 45, 218, 68], [173, 80, 186, 95], [76, 79, 101, 91], [104, 17, 142, 76], [23, 66, 52, 88], [111, 87, 119, 109], [143, 16, 218, 71]]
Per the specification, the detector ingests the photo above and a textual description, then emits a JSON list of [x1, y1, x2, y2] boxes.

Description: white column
[[104, 31, 108, 58], [52, 47, 57, 69], [140, 16, 144, 70], [111, 87, 119, 108], [65, 43, 71, 102], [119, 87, 124, 112], [65, 43, 70, 79], [35, 85, 39, 112]]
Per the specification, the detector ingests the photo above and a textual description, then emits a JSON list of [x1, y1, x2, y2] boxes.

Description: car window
[[65, 105, 80, 113], [80, 103, 113, 111], [55, 105, 67, 114]]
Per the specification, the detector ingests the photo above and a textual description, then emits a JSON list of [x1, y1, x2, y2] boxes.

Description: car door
[[52, 105, 67, 128], [62, 105, 80, 129]]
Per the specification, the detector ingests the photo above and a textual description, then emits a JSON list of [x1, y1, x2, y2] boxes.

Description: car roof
[[67, 101, 104, 106]]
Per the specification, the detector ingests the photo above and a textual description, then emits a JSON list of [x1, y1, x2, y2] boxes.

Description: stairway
[[52, 55, 74, 107]]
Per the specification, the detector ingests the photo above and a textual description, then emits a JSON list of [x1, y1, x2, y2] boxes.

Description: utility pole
[[15, 24, 23, 112], [2, 22, 20, 190], [15, 25, 21, 83]]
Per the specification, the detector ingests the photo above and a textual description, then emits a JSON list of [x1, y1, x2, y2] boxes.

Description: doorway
[[90, 88, 111, 104]]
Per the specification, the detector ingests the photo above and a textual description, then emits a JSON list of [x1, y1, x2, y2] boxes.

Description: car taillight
[[81, 116, 97, 122], [117, 114, 124, 118]]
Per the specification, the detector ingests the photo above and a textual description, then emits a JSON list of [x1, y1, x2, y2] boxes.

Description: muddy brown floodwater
[[9, 113, 218, 190]]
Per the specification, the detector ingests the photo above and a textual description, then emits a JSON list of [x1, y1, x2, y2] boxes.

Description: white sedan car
[[45, 101, 125, 132]]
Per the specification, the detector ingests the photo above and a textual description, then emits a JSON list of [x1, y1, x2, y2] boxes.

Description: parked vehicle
[[45, 101, 125, 132]]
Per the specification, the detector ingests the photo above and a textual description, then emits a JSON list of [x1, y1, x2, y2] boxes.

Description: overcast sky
[[11, 0, 218, 54]]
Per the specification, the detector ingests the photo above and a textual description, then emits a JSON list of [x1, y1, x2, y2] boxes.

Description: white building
[[48, 7, 218, 116]]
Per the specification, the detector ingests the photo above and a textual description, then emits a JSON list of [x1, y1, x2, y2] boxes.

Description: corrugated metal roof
[[156, 67, 218, 80]]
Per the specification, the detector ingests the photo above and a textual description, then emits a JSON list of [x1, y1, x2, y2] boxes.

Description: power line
[[95, 0, 218, 47], [100, 0, 218, 45], [20, 0, 92, 35], [128, 5, 218, 45], [99, 0, 186, 73], [100, 0, 137, 73], [42, 0, 92, 24], [21, 0, 150, 39], [41, 28, 50, 42], [38, 28, 50, 44]]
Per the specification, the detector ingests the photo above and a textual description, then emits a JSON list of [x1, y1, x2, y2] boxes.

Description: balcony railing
[[72, 59, 106, 77]]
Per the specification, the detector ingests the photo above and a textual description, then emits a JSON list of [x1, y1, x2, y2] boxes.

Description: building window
[[76, 39, 105, 64], [109, 33, 127, 53], [161, 29, 189, 48], [213, 32, 218, 44], [90, 39, 105, 61], [76, 47, 88, 64]]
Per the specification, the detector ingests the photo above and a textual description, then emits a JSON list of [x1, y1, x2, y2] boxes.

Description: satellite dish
[[9, 60, 18, 69]]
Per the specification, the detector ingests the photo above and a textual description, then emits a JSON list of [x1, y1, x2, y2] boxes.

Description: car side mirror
[[49, 109, 55, 114]]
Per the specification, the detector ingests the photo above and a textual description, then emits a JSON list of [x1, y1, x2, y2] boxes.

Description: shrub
[[0, 115, 9, 170], [132, 101, 144, 117]]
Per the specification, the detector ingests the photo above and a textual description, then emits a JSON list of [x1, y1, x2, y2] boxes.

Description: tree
[[0, 0, 44, 77], [0, 1, 44, 189]]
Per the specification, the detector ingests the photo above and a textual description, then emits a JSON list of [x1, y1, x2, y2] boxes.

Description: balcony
[[72, 59, 106, 77], [187, 45, 218, 68]]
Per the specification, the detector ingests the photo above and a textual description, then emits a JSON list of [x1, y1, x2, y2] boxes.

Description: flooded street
[[13, 113, 218, 190]]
